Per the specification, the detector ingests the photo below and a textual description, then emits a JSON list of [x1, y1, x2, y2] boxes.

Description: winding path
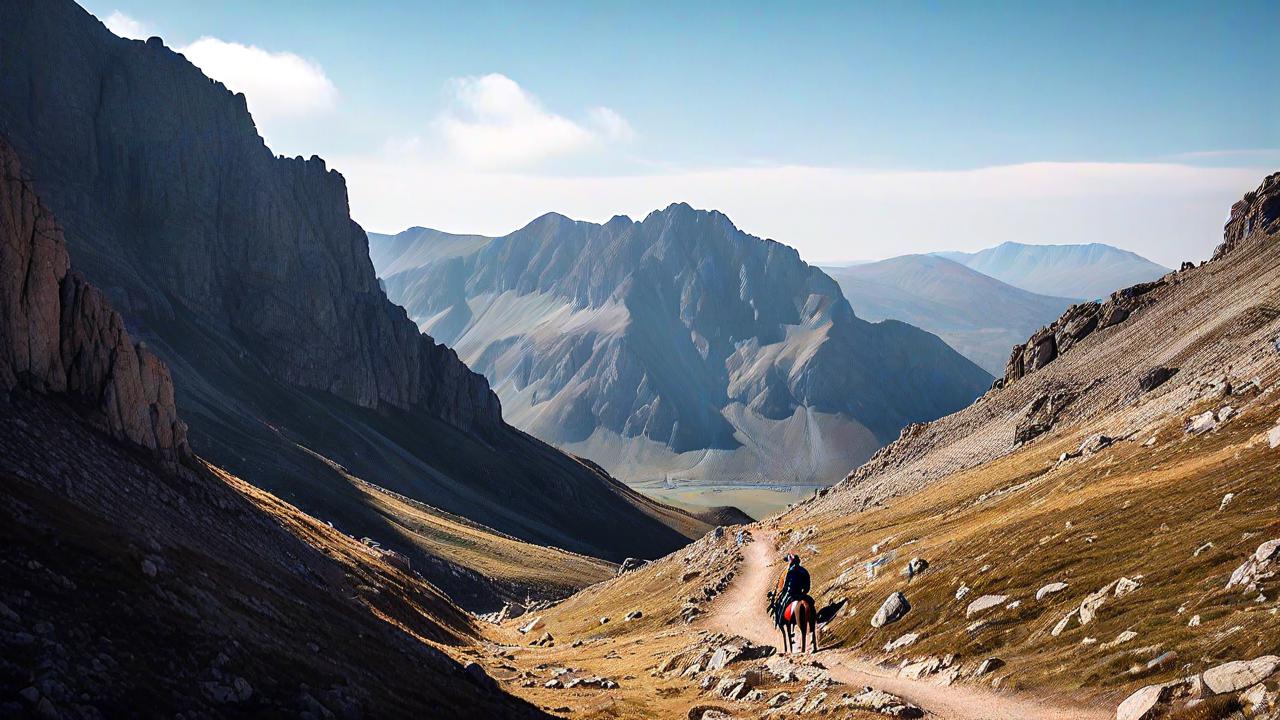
[[704, 533, 1111, 720]]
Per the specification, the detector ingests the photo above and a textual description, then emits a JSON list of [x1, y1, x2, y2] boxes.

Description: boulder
[[1226, 539, 1280, 590], [624, 610, 643, 621], [1186, 411, 1216, 434], [974, 658, 1004, 676], [617, 558, 647, 576], [1201, 656, 1280, 695], [1116, 684, 1169, 720], [902, 558, 929, 577], [1036, 582, 1068, 601], [1269, 422, 1280, 449], [1139, 367, 1178, 393], [871, 592, 910, 628], [965, 594, 1008, 618], [518, 616, 543, 634]]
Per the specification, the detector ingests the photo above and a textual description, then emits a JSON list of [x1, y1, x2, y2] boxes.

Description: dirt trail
[[705, 533, 1111, 720]]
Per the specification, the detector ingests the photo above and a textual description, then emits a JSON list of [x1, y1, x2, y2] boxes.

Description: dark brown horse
[[767, 591, 818, 654]]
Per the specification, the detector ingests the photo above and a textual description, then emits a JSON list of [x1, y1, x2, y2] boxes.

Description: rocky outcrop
[[1215, 172, 1280, 260], [1, 137, 187, 464], [1000, 278, 1167, 387]]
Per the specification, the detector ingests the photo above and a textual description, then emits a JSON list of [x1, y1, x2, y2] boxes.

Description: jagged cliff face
[[0, 0, 498, 433], [0, 0, 706, 568], [371, 208, 992, 493], [0, 138, 187, 464]]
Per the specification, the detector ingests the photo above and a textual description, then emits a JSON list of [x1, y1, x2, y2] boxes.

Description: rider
[[774, 553, 812, 626]]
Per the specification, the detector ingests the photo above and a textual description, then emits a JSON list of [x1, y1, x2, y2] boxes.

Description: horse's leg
[[798, 604, 808, 650]]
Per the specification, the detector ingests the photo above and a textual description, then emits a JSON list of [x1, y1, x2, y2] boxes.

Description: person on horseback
[[774, 553, 812, 627]]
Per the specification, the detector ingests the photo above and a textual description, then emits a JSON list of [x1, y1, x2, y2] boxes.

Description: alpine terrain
[[369, 213, 993, 516]]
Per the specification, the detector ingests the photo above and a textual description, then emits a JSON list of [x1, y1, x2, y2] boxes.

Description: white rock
[[965, 594, 1008, 618], [1219, 493, 1235, 511], [1255, 539, 1280, 563], [974, 658, 1004, 676], [1115, 577, 1142, 596], [1051, 610, 1077, 637], [1116, 684, 1168, 720], [1188, 614, 1201, 627], [1005, 600, 1022, 610], [1036, 582, 1069, 601], [1217, 406, 1235, 422], [1268, 423, 1280, 449], [871, 592, 911, 628], [518, 616, 543, 634], [1186, 411, 1216, 434], [883, 632, 920, 652], [1202, 656, 1280, 695], [955, 584, 970, 601]]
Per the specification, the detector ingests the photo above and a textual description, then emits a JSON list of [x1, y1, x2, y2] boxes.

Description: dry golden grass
[[772, 388, 1280, 700]]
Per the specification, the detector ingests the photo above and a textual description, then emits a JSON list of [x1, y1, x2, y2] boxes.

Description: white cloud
[[104, 10, 151, 40], [334, 156, 1264, 267], [177, 37, 338, 122], [432, 74, 632, 169]]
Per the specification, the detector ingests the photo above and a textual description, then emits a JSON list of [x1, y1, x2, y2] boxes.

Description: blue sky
[[84, 1, 1279, 265]]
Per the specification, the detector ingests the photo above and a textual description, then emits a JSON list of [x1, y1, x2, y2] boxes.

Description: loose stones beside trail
[[841, 687, 923, 718]]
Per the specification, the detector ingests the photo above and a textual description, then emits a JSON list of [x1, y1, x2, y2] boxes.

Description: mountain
[[0, 137, 547, 718], [368, 211, 992, 512], [0, 0, 712, 605], [824, 254, 1076, 375], [937, 241, 1171, 299]]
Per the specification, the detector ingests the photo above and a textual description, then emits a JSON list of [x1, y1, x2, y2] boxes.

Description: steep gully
[[705, 533, 1110, 720]]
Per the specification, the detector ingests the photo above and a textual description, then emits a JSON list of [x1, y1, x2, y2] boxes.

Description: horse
[[766, 590, 818, 654]]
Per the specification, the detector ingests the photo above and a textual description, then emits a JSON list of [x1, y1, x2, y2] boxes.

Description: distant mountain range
[[935, 241, 1171, 299], [824, 255, 1076, 376], [369, 208, 992, 502]]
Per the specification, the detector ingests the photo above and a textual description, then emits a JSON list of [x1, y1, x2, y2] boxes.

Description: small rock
[[1219, 493, 1235, 511], [1217, 406, 1235, 422], [617, 558, 647, 576], [624, 610, 643, 622], [518, 616, 543, 634], [955, 584, 970, 601], [141, 558, 158, 578], [965, 594, 1008, 618], [1188, 615, 1201, 627], [1186, 411, 1216, 434], [1268, 422, 1280, 449], [1036, 582, 1068, 601], [883, 633, 919, 652], [975, 658, 1004, 676], [1115, 577, 1142, 597], [599, 617, 610, 625]]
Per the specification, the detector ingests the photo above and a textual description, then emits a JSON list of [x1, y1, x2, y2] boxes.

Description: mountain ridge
[[370, 206, 993, 510], [824, 254, 1076, 375], [936, 240, 1172, 299]]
